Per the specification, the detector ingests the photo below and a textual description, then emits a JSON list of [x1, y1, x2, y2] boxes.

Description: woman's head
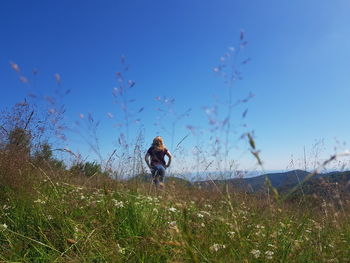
[[152, 136, 165, 150]]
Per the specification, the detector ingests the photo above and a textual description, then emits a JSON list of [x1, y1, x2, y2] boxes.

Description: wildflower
[[227, 231, 235, 239], [199, 210, 209, 216], [265, 250, 274, 260], [250, 249, 261, 258], [200, 223, 205, 227], [197, 213, 204, 218], [0, 223, 8, 230], [168, 207, 177, 213], [210, 243, 226, 252], [112, 199, 124, 208], [117, 243, 126, 254], [34, 199, 46, 204]]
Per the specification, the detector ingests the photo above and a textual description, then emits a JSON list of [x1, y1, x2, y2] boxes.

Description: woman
[[144, 136, 172, 187]]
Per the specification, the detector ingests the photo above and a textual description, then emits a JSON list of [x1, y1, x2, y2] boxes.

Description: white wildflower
[[250, 249, 261, 258], [197, 213, 204, 218], [200, 211, 211, 216], [0, 223, 8, 230], [210, 243, 226, 252], [112, 199, 124, 208], [34, 199, 46, 204], [168, 207, 177, 213], [227, 231, 235, 239], [265, 250, 274, 260]]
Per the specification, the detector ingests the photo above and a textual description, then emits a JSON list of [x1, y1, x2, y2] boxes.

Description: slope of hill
[[284, 171, 350, 198], [194, 170, 350, 194]]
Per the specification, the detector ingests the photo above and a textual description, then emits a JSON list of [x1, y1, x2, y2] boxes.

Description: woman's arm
[[144, 153, 151, 169], [165, 151, 172, 168]]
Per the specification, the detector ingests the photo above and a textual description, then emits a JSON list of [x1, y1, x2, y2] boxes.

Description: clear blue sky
[[1, 0, 349, 171]]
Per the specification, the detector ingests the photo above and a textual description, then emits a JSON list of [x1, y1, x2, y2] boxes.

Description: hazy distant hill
[[194, 170, 308, 191], [193, 170, 350, 194]]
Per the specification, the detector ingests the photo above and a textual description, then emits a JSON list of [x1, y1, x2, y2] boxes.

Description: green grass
[[0, 175, 349, 263]]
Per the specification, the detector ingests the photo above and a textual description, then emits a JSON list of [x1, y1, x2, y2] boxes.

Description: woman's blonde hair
[[152, 136, 165, 151]]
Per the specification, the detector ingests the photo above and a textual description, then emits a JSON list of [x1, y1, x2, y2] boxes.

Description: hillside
[[193, 170, 350, 195]]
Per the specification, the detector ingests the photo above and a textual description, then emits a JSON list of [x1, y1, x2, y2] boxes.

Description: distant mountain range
[[130, 169, 350, 197], [194, 169, 310, 191], [193, 169, 350, 195]]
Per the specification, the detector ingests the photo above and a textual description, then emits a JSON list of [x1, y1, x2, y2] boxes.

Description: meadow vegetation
[[0, 159, 349, 262], [1, 35, 349, 262]]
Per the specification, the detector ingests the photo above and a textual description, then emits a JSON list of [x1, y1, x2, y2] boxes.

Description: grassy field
[[0, 170, 349, 263]]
